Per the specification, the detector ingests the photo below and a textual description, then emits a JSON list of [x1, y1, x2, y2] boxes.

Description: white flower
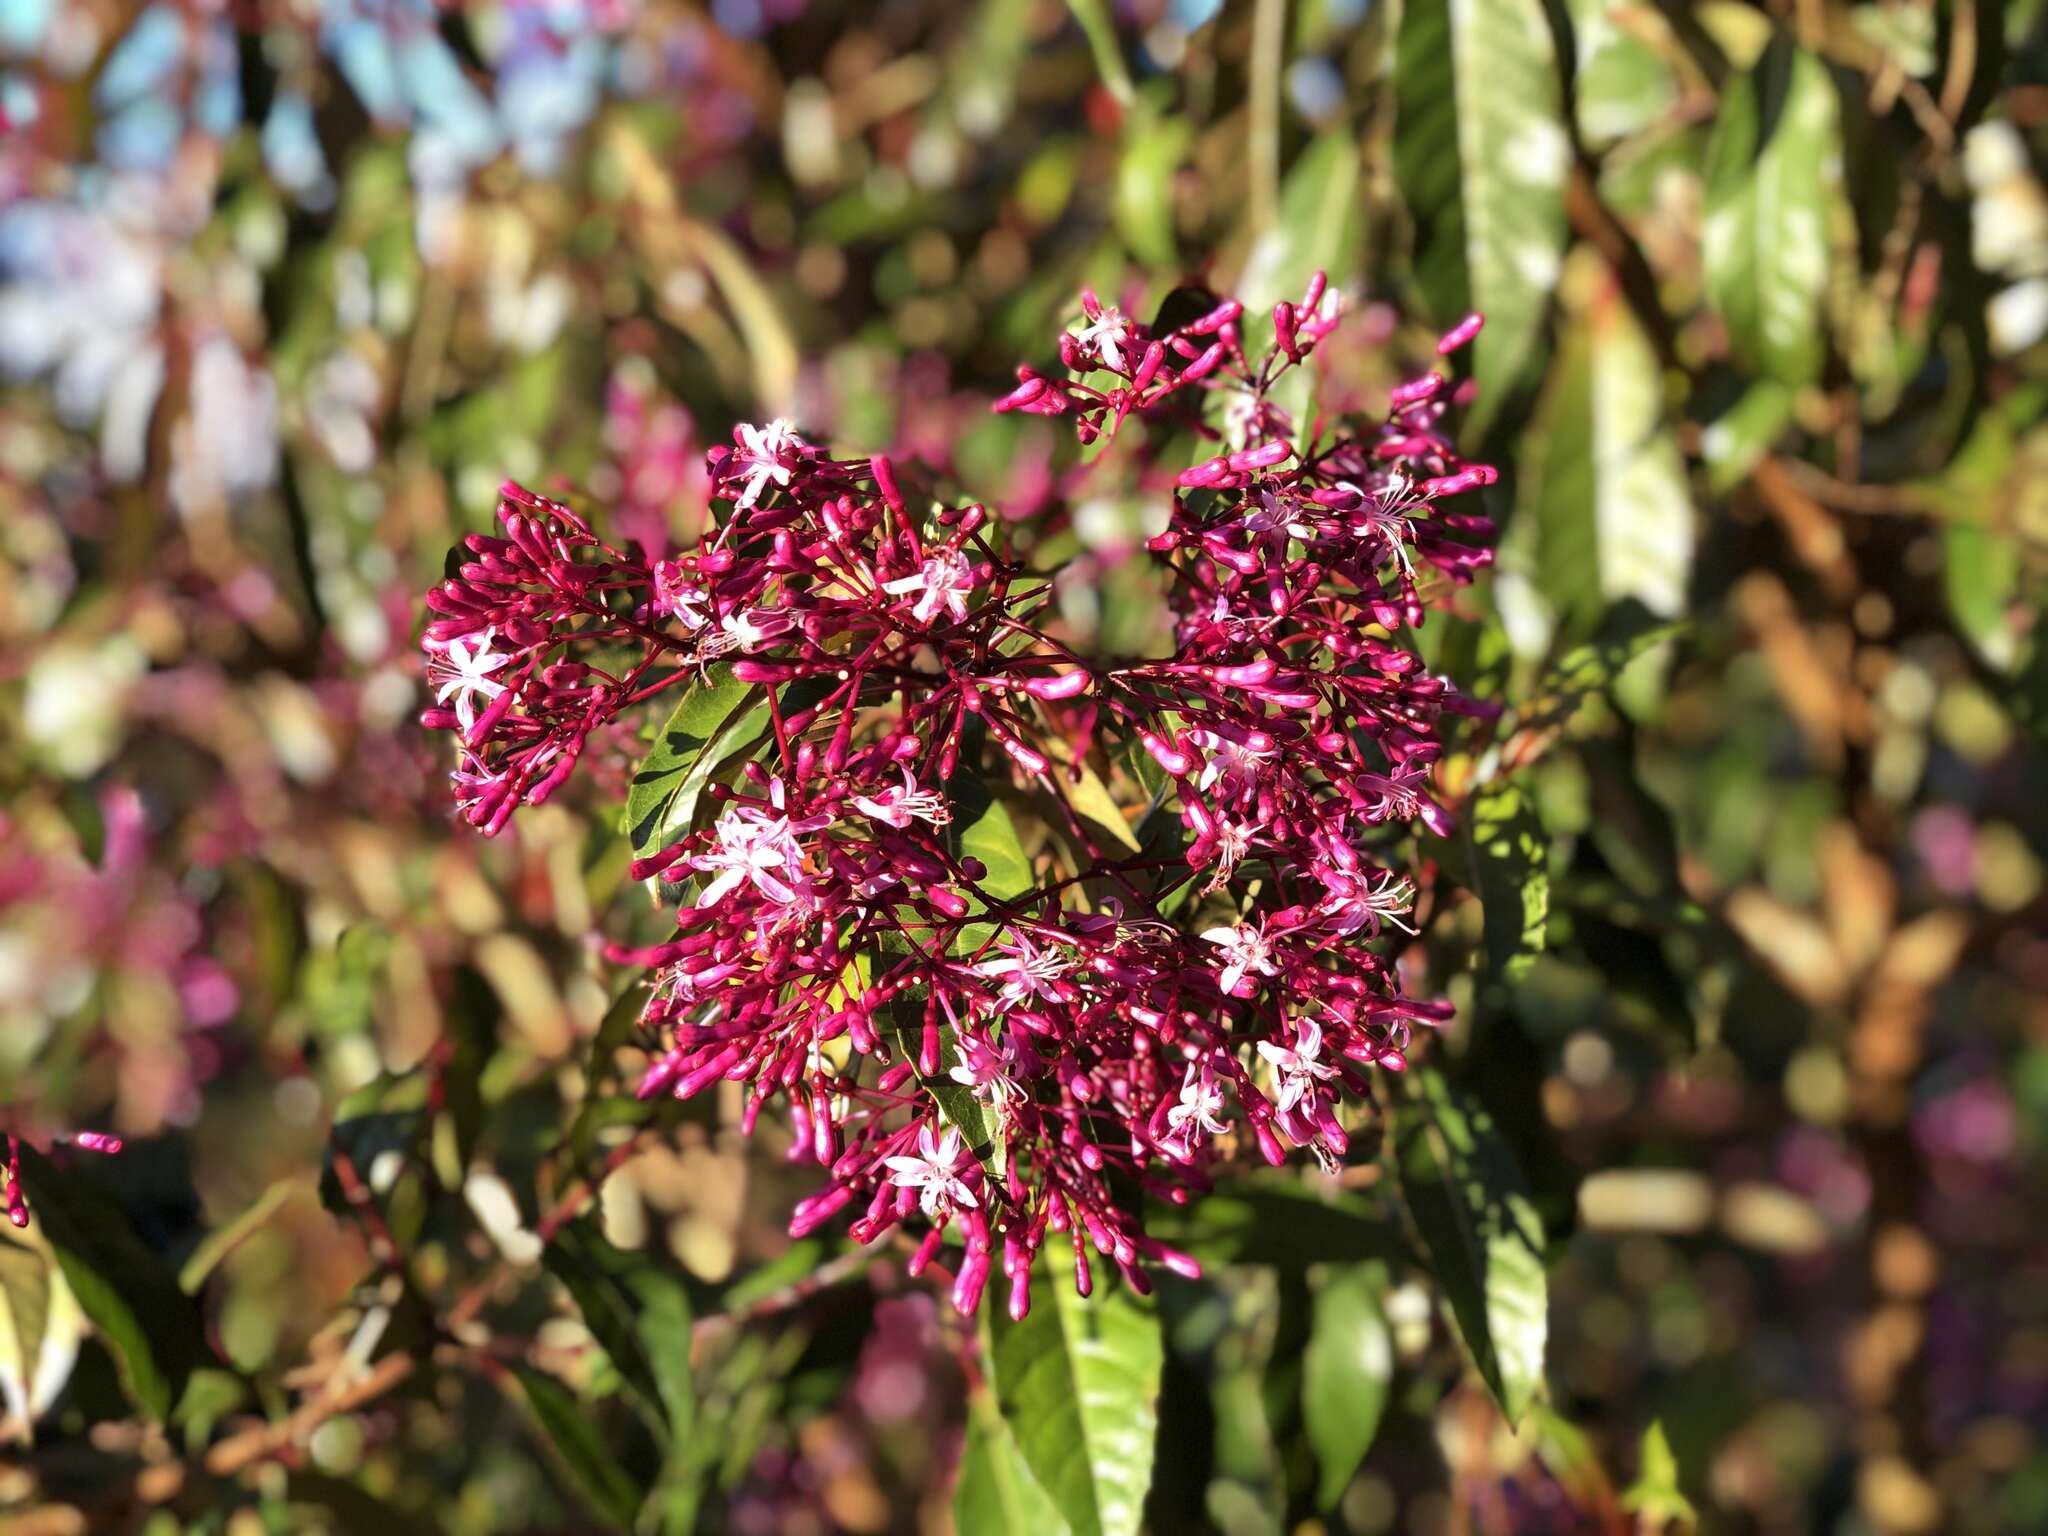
[[882, 1123, 979, 1218], [1073, 304, 1133, 371], [703, 606, 792, 656], [1165, 1062, 1229, 1150], [1201, 918, 1279, 996], [1340, 476, 1417, 576], [728, 418, 802, 509], [1203, 818, 1255, 892], [948, 1029, 1024, 1107], [852, 766, 953, 829], [1317, 868, 1418, 938], [427, 627, 512, 733], [1256, 1017, 1338, 1114], [1190, 730, 1275, 795], [973, 930, 1070, 1006], [691, 780, 829, 908], [881, 548, 976, 626]]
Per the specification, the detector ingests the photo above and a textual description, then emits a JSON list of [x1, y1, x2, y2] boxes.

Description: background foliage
[[2, 1, 2045, 1533]]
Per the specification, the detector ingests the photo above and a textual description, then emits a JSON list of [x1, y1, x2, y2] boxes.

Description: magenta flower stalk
[[419, 276, 1496, 1318]]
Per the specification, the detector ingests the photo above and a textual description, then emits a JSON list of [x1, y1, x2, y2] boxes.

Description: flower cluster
[[420, 275, 1495, 1317]]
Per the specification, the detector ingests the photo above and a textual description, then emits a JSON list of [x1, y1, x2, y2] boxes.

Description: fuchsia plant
[[418, 274, 1497, 1319]]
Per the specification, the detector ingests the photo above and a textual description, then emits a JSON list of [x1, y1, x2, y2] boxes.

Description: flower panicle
[[419, 274, 1496, 1317]]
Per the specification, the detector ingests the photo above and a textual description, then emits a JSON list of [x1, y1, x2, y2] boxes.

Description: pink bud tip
[[1437, 312, 1485, 354]]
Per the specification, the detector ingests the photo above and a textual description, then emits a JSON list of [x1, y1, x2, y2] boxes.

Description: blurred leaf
[[1116, 112, 1191, 271], [984, 1257, 1164, 1536], [512, 1362, 642, 1531], [1238, 132, 1364, 434], [955, 1381, 1073, 1535], [0, 1232, 52, 1423], [1944, 520, 2024, 673], [1064, 0, 1135, 107], [287, 1471, 442, 1536], [1520, 267, 1694, 636], [1621, 1420, 1699, 1527], [1395, 0, 1570, 429], [624, 666, 759, 859], [1567, 0, 1679, 149], [1301, 1261, 1393, 1507], [1702, 380, 1794, 493], [1469, 780, 1550, 986], [12, 1144, 209, 1423], [178, 1177, 302, 1295], [543, 1220, 699, 1532], [1145, 1180, 1405, 1269], [1702, 40, 1838, 385], [1392, 1070, 1549, 1424]]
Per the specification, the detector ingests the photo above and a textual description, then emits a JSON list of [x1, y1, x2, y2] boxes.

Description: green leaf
[[512, 1362, 643, 1531], [178, 1177, 302, 1294], [1237, 132, 1365, 433], [1702, 380, 1794, 494], [1302, 1262, 1394, 1508], [542, 1220, 699, 1533], [955, 1381, 1074, 1535], [1064, 0, 1135, 108], [1395, 0, 1570, 430], [1944, 521, 2024, 673], [1468, 780, 1549, 987], [1516, 265, 1694, 640], [1566, 0, 1679, 149], [1144, 1180, 1405, 1270], [11, 1144, 209, 1423], [1621, 1420, 1699, 1527], [0, 1232, 52, 1419], [1702, 41, 1839, 385], [624, 665, 761, 859], [1392, 1070, 1549, 1424], [983, 1258, 1164, 1536], [1115, 111, 1191, 272], [955, 773, 1035, 903]]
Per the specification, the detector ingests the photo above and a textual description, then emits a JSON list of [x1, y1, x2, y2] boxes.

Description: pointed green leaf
[[1302, 1262, 1394, 1507], [1393, 1070, 1548, 1424], [984, 1260, 1164, 1536], [1395, 0, 1570, 429], [512, 1362, 642, 1531], [11, 1144, 209, 1423], [1064, 0, 1134, 107], [955, 1382, 1074, 1535], [1702, 41, 1839, 384], [0, 1232, 52, 1420], [1517, 266, 1695, 639], [624, 666, 761, 858], [1622, 1420, 1698, 1527]]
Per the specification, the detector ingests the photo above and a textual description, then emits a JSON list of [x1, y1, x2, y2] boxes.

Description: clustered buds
[[420, 275, 1496, 1318]]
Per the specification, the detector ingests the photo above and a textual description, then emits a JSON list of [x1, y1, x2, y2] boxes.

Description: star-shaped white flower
[[882, 1123, 979, 1219], [881, 549, 976, 626], [948, 1028, 1024, 1107], [1317, 868, 1419, 938], [1201, 918, 1279, 996], [1165, 1062, 1229, 1150], [427, 627, 512, 733], [691, 780, 830, 908], [729, 418, 802, 509], [1073, 305, 1133, 371], [1256, 1017, 1338, 1114], [852, 765, 953, 829], [973, 930, 1070, 1006], [1190, 730, 1276, 795], [703, 606, 793, 656]]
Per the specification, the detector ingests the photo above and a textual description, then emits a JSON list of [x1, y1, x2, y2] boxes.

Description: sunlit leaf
[[1468, 780, 1550, 986], [624, 665, 761, 859], [1702, 41, 1839, 384], [1116, 111, 1191, 271], [1392, 1070, 1549, 1423], [1395, 0, 1570, 430], [984, 1257, 1164, 1536], [1302, 1261, 1394, 1507], [1621, 1420, 1699, 1528], [955, 1382, 1073, 1535]]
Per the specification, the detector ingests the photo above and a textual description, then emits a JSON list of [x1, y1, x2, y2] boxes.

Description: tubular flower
[[420, 276, 1495, 1317]]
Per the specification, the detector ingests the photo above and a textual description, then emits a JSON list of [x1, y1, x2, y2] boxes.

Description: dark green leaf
[[1144, 1180, 1405, 1270], [1395, 0, 1570, 430], [512, 1362, 643, 1531], [1392, 1070, 1549, 1424], [983, 1257, 1164, 1536], [624, 665, 761, 858], [1302, 1261, 1394, 1508], [11, 1144, 209, 1423], [1702, 41, 1838, 385]]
